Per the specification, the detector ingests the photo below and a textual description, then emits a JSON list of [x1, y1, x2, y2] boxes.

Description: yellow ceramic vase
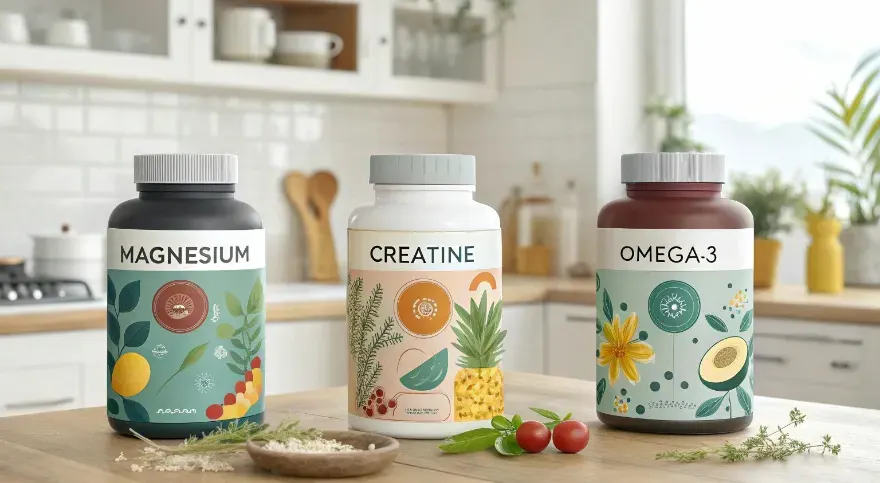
[[806, 215, 844, 294], [754, 238, 782, 288]]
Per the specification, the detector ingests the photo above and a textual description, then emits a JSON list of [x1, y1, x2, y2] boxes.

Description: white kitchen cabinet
[[545, 303, 597, 381], [0, 0, 498, 103], [264, 318, 347, 396], [501, 303, 544, 374]]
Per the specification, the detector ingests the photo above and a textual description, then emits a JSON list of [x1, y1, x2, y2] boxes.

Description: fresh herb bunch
[[729, 170, 804, 239], [130, 419, 322, 455], [439, 407, 572, 456], [656, 408, 841, 463]]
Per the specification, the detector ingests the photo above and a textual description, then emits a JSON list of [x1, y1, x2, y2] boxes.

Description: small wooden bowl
[[246, 430, 400, 478]]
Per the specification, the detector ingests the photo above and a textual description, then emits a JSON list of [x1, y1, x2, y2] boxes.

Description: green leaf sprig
[[656, 408, 841, 463], [438, 408, 572, 456]]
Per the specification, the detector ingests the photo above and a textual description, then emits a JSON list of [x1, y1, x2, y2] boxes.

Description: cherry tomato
[[235, 381, 246, 394], [376, 388, 385, 398], [251, 356, 262, 369], [378, 404, 388, 415], [388, 399, 397, 409], [515, 421, 551, 453], [245, 370, 254, 382], [223, 393, 236, 405], [552, 420, 589, 454], [205, 404, 223, 420]]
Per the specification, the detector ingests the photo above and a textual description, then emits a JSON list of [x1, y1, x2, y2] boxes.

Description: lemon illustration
[[111, 353, 151, 397]]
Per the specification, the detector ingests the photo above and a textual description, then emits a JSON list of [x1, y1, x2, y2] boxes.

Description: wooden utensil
[[307, 170, 340, 282], [246, 430, 400, 478], [284, 171, 324, 282]]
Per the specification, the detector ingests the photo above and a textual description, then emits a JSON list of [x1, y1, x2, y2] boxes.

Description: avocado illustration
[[698, 336, 749, 391]]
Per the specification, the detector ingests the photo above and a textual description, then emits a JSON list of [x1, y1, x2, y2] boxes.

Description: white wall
[[0, 83, 447, 281]]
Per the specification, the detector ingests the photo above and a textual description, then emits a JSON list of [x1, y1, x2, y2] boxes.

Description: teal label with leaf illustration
[[596, 228, 754, 421], [106, 229, 265, 424]]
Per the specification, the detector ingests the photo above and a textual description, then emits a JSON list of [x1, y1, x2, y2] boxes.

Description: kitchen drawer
[[0, 365, 83, 417], [753, 335, 863, 388], [755, 377, 860, 408], [545, 304, 596, 381]]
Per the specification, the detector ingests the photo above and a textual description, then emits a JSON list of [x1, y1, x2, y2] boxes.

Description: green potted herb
[[729, 170, 803, 289], [643, 98, 708, 152]]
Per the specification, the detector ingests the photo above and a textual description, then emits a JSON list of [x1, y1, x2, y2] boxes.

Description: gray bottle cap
[[620, 152, 725, 183], [369, 154, 476, 185], [134, 154, 238, 184]]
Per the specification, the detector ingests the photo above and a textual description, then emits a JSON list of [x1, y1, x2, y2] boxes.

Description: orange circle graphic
[[468, 271, 497, 292], [395, 279, 452, 337]]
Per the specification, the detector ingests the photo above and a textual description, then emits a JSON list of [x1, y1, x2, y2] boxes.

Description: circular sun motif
[[660, 293, 687, 319], [395, 279, 452, 337], [152, 280, 208, 334]]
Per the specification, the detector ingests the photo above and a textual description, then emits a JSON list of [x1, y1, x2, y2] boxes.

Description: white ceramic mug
[[0, 12, 29, 44], [277, 31, 343, 69], [218, 7, 276, 63], [46, 18, 90, 48]]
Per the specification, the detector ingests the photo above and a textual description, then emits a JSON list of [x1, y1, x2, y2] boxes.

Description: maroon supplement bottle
[[596, 153, 754, 434]]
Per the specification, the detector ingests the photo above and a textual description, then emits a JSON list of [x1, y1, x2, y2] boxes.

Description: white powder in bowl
[[263, 438, 364, 454]]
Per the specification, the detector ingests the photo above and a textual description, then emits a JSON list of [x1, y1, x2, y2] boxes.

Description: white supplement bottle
[[347, 154, 504, 439]]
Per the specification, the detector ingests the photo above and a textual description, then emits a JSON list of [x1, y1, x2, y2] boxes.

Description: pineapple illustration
[[451, 291, 506, 421]]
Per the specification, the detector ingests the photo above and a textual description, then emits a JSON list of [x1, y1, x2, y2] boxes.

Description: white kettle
[[218, 7, 276, 63]]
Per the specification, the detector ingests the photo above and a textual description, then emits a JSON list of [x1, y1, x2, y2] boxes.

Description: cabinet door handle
[[830, 360, 856, 371], [5, 397, 75, 411], [565, 316, 595, 323], [756, 333, 863, 346], [754, 354, 786, 364]]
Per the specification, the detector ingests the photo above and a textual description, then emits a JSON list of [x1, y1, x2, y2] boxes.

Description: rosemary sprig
[[656, 408, 841, 463], [129, 419, 322, 455]]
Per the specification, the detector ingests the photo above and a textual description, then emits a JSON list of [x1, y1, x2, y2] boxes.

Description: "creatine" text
[[121, 246, 250, 264], [620, 245, 717, 264], [370, 245, 475, 264]]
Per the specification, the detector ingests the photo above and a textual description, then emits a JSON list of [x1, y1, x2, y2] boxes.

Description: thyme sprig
[[656, 408, 841, 463], [129, 419, 322, 456]]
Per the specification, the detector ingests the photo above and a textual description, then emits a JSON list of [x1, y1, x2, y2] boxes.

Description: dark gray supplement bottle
[[107, 154, 266, 439], [596, 153, 753, 434]]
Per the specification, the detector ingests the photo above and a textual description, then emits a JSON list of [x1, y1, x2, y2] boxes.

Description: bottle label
[[347, 229, 504, 423], [595, 228, 754, 421], [106, 229, 266, 424]]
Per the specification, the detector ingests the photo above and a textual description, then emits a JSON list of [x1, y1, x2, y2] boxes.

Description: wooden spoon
[[284, 171, 323, 281], [307, 171, 340, 282]]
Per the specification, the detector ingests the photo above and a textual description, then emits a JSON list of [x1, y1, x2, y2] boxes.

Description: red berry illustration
[[224, 393, 236, 405], [376, 388, 384, 398], [388, 399, 397, 409], [206, 404, 223, 420], [377, 398, 383, 405], [370, 393, 375, 400], [251, 356, 262, 369], [378, 404, 388, 415], [245, 370, 254, 382], [365, 408, 374, 417], [235, 381, 246, 394]]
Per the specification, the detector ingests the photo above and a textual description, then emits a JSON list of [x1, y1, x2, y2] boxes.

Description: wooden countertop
[[1, 276, 880, 335], [0, 372, 875, 482]]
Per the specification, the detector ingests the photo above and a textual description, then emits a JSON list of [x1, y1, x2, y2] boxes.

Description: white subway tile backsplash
[[87, 167, 132, 194], [56, 135, 119, 164], [149, 110, 179, 136], [88, 107, 148, 135], [0, 81, 17, 96], [0, 101, 16, 127], [0, 166, 83, 194], [242, 113, 264, 138], [19, 103, 53, 130], [179, 110, 219, 137], [0, 132, 53, 163], [87, 87, 149, 105], [266, 114, 291, 139], [150, 92, 180, 107], [55, 106, 85, 132], [20, 83, 82, 101]]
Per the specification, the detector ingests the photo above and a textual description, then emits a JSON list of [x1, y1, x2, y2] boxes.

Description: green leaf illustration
[[530, 407, 561, 421], [229, 350, 246, 365], [122, 398, 150, 422], [495, 433, 523, 456], [491, 415, 513, 431], [230, 338, 246, 350], [736, 386, 752, 415], [107, 276, 116, 307], [226, 292, 243, 317], [596, 378, 607, 405], [107, 398, 119, 416], [107, 351, 116, 374], [216, 323, 236, 339], [748, 335, 754, 361], [739, 309, 754, 332], [749, 369, 755, 391], [438, 428, 501, 453], [399, 348, 448, 391], [157, 343, 208, 394], [108, 311, 120, 346], [227, 362, 245, 375], [512, 414, 523, 429], [695, 395, 726, 418], [249, 325, 262, 341], [596, 272, 600, 292], [123, 321, 150, 348], [250, 339, 262, 355], [705, 314, 729, 332], [602, 289, 614, 323], [247, 278, 264, 315], [596, 320, 602, 334], [117, 281, 140, 313]]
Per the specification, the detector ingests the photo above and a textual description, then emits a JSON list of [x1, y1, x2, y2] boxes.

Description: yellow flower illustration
[[598, 313, 655, 386], [620, 403, 629, 414]]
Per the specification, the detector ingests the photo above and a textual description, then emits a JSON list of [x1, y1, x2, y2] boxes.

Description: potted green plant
[[799, 177, 843, 293], [809, 50, 880, 286], [729, 170, 803, 288], [644, 98, 709, 152]]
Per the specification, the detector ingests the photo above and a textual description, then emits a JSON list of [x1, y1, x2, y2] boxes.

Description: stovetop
[[0, 258, 93, 305]]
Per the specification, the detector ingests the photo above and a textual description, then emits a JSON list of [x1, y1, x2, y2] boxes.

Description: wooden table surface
[[0, 373, 875, 482]]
